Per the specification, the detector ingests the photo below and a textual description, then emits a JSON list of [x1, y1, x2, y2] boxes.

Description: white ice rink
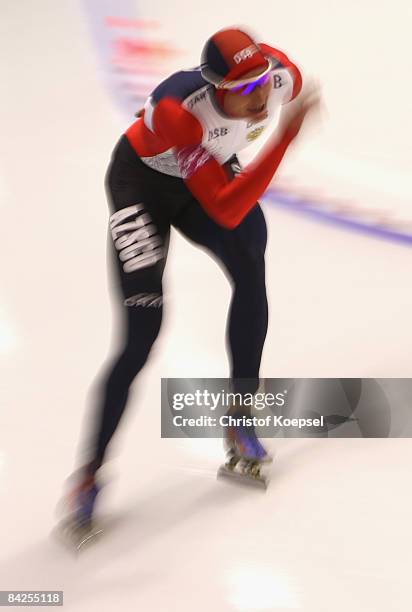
[[1, 1, 412, 610]]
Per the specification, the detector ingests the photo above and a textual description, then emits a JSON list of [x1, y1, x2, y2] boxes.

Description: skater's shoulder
[[143, 69, 212, 144], [151, 67, 210, 105]]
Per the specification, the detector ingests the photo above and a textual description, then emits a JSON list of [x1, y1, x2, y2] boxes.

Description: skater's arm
[[151, 97, 204, 146], [153, 96, 312, 230], [149, 98, 289, 228], [181, 83, 319, 229], [179, 133, 296, 229]]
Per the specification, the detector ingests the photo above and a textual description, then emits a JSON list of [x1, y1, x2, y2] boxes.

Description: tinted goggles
[[229, 73, 271, 95], [217, 62, 272, 95]]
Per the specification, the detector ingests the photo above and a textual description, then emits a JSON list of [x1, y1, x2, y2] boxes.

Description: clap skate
[[55, 469, 104, 552], [218, 422, 272, 489]]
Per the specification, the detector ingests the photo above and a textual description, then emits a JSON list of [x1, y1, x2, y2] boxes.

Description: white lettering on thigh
[[109, 204, 164, 272]]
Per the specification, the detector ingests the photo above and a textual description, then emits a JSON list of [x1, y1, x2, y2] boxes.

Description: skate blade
[[217, 464, 269, 489], [53, 516, 104, 553]]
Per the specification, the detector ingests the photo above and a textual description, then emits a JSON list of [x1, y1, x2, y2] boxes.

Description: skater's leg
[[62, 139, 176, 536], [81, 137, 171, 476], [87, 303, 165, 473], [174, 201, 268, 403], [174, 199, 270, 470], [225, 206, 268, 399]]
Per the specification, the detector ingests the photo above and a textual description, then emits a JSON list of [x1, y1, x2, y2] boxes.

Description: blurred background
[[1, 1, 412, 610]]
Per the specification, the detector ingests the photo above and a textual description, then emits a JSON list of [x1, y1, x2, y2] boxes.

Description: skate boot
[[218, 420, 272, 489], [56, 467, 104, 552]]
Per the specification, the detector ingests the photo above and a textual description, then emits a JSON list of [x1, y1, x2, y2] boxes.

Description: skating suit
[[88, 44, 301, 471]]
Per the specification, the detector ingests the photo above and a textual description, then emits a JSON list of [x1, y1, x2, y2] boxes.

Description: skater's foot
[[225, 422, 271, 463], [70, 475, 100, 528], [61, 464, 101, 528], [55, 465, 104, 551]]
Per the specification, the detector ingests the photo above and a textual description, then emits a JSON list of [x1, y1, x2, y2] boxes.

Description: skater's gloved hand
[[280, 79, 321, 142]]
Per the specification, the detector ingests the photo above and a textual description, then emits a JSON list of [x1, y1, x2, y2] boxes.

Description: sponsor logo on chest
[[187, 90, 207, 110], [207, 127, 229, 142], [247, 126, 265, 142], [208, 127, 229, 141]]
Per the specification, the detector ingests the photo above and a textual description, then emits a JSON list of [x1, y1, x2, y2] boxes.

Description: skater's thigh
[[173, 199, 267, 281], [105, 140, 171, 301]]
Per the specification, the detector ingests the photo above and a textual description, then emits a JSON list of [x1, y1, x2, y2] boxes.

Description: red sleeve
[[152, 97, 296, 230], [259, 42, 302, 101], [151, 97, 203, 147], [180, 134, 294, 229]]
